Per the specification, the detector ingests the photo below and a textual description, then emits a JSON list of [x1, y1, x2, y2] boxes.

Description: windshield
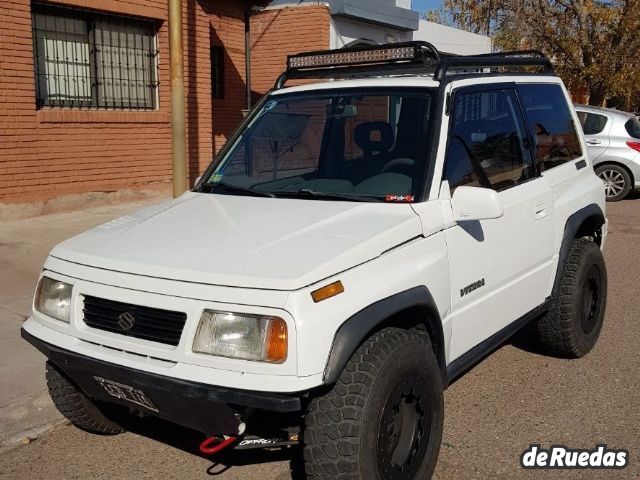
[[201, 88, 437, 202]]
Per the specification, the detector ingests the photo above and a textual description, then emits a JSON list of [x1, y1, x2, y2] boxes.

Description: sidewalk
[[0, 197, 168, 451]]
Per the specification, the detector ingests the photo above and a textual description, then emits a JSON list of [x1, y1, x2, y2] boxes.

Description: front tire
[[46, 362, 125, 435], [537, 239, 607, 358], [304, 328, 444, 480]]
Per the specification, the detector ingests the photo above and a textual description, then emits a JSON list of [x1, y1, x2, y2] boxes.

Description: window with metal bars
[[32, 4, 159, 110]]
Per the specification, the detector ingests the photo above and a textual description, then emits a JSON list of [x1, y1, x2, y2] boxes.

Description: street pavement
[[1, 195, 639, 479]]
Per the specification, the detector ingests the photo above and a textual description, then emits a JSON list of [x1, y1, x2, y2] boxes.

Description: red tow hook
[[199, 436, 238, 455]]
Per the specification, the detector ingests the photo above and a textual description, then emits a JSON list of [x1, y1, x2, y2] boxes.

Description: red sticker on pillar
[[385, 195, 415, 203]]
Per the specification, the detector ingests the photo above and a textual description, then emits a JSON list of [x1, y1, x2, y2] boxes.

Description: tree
[[428, 0, 640, 108]]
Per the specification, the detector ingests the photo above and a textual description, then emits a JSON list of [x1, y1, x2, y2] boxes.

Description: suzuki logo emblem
[[117, 312, 136, 331]]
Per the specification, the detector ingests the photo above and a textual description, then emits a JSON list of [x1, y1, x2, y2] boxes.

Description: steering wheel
[[382, 158, 415, 174]]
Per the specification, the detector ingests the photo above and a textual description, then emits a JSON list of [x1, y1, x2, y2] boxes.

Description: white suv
[[23, 43, 608, 479]]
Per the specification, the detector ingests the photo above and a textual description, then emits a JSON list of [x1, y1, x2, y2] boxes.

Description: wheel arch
[[322, 286, 446, 386], [554, 203, 605, 295], [594, 160, 635, 186]]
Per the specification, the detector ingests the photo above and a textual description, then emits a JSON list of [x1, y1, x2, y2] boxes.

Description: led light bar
[[289, 45, 418, 69], [274, 42, 440, 89]]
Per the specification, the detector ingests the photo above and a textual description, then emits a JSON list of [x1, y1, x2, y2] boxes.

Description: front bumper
[[22, 328, 301, 436]]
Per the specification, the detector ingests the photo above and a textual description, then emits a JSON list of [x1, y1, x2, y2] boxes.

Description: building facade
[[414, 19, 492, 55], [1, 0, 335, 206], [0, 1, 486, 208]]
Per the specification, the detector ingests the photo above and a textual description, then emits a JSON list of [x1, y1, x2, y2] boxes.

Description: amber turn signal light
[[265, 318, 288, 363], [311, 281, 344, 303]]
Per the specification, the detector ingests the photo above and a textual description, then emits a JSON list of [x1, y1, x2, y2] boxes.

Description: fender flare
[[553, 203, 605, 295], [322, 286, 446, 385]]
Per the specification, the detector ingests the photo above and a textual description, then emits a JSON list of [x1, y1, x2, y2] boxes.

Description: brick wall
[[0, 0, 330, 204], [0, 0, 173, 203], [184, 1, 249, 182], [0, 0, 245, 204], [250, 5, 330, 95]]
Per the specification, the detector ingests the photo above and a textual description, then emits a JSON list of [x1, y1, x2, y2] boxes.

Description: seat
[[353, 122, 394, 157]]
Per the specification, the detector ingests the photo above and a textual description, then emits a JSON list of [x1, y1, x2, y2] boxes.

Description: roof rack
[[433, 50, 553, 81], [274, 42, 554, 89]]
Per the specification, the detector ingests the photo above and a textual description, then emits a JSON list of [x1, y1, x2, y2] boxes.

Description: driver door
[[443, 85, 555, 361]]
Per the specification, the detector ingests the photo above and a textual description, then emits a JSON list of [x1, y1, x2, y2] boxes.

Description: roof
[[414, 20, 492, 56], [267, 0, 419, 31], [272, 76, 441, 95], [271, 73, 562, 96], [574, 104, 635, 121], [329, 0, 419, 31]]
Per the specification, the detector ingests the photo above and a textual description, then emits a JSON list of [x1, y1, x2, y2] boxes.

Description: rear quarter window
[[577, 112, 608, 135], [518, 84, 583, 171], [625, 117, 640, 139]]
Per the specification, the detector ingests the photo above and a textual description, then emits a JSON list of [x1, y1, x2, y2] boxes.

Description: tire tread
[[304, 328, 437, 479], [46, 362, 124, 435], [537, 238, 606, 358]]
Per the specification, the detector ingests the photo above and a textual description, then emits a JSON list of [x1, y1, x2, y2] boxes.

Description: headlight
[[34, 276, 73, 323], [193, 311, 288, 363]]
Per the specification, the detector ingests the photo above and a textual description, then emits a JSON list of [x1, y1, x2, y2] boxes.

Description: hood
[[50, 192, 423, 290]]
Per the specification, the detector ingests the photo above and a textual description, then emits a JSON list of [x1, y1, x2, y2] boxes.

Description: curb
[[0, 390, 65, 453]]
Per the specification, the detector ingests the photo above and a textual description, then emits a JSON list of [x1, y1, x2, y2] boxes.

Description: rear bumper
[[22, 328, 301, 436]]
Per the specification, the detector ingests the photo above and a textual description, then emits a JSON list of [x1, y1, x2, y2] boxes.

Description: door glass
[[518, 84, 583, 171], [444, 88, 533, 192]]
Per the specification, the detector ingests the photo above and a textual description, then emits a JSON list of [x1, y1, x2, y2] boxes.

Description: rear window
[[625, 117, 640, 139], [517, 84, 583, 171]]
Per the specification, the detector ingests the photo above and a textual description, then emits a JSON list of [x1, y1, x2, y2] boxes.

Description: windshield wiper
[[273, 188, 382, 202], [200, 182, 275, 198]]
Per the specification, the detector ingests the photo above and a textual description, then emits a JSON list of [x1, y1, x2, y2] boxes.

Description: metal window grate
[[32, 4, 159, 110]]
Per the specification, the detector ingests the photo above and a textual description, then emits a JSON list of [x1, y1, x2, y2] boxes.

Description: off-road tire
[[304, 327, 444, 480], [595, 164, 632, 202], [46, 362, 125, 435], [537, 238, 607, 358]]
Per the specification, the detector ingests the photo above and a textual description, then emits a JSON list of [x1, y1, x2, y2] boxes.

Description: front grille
[[83, 296, 187, 346]]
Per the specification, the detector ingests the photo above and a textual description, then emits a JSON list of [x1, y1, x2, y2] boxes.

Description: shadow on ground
[[113, 414, 302, 478]]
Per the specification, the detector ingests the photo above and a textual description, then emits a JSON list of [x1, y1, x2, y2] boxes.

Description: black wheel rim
[[377, 373, 431, 480], [581, 265, 601, 335]]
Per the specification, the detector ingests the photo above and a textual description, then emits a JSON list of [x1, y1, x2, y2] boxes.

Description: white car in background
[[575, 104, 640, 201]]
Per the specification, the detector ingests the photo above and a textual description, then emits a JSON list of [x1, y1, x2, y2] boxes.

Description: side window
[[577, 112, 608, 135], [518, 84, 583, 171], [444, 88, 533, 193]]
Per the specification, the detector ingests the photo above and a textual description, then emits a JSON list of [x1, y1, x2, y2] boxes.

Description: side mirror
[[451, 186, 504, 222]]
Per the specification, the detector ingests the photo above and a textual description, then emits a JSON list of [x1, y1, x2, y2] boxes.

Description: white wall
[[330, 16, 413, 49], [414, 20, 492, 55]]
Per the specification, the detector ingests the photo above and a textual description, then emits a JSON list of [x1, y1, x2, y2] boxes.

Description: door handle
[[586, 139, 601, 145], [534, 202, 547, 220]]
